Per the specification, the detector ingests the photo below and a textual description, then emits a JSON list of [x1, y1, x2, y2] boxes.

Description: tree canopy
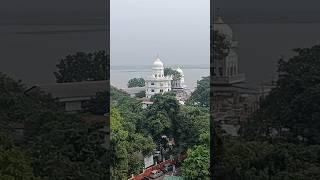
[[54, 50, 108, 83], [164, 68, 182, 81], [127, 78, 145, 88], [0, 72, 109, 180], [214, 45, 320, 180], [0, 135, 37, 180], [242, 45, 320, 144], [187, 76, 210, 107]]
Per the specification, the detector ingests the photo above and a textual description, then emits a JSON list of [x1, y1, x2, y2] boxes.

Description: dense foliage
[[187, 76, 210, 107], [127, 78, 145, 88], [0, 72, 109, 180], [54, 50, 108, 83], [0, 135, 37, 180], [214, 44, 320, 179], [242, 45, 320, 144], [109, 84, 210, 179], [216, 138, 320, 180], [164, 68, 182, 81], [110, 87, 156, 179]]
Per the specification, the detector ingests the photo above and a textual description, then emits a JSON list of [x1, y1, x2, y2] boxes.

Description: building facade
[[212, 16, 245, 85], [145, 57, 172, 99], [211, 16, 260, 136]]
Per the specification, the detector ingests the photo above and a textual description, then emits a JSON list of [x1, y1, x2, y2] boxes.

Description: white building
[[171, 67, 186, 90], [145, 57, 172, 99], [212, 16, 245, 85]]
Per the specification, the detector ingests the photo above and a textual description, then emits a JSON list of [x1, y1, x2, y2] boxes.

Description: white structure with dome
[[145, 57, 172, 99], [171, 67, 186, 90], [212, 16, 245, 85]]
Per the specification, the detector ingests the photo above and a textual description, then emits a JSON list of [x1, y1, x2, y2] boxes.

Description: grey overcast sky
[[111, 0, 210, 66], [212, 0, 320, 17], [0, 0, 108, 84]]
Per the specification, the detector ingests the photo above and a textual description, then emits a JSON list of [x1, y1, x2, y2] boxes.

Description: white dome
[[153, 57, 164, 69], [176, 67, 184, 75], [213, 16, 233, 41]]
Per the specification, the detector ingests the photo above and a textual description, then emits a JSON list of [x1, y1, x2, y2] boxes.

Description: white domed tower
[[212, 16, 245, 85], [213, 16, 233, 41], [145, 56, 172, 99]]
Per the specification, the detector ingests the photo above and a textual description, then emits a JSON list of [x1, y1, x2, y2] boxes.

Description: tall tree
[[187, 76, 210, 107], [0, 135, 37, 180], [182, 145, 210, 180], [164, 68, 181, 81], [243, 44, 320, 144], [127, 78, 145, 88], [54, 50, 108, 83]]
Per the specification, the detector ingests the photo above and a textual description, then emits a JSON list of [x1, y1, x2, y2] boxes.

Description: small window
[[151, 89, 154, 92], [160, 89, 163, 92], [151, 82, 154, 85]]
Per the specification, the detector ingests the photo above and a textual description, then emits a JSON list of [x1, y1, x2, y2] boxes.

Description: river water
[[111, 65, 209, 90], [1, 23, 320, 87]]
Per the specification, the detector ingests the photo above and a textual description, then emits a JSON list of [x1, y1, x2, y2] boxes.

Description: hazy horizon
[[111, 0, 210, 66]]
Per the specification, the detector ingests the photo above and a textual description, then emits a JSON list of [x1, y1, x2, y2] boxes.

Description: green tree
[[0, 135, 37, 180], [26, 111, 109, 180], [164, 68, 181, 80], [216, 138, 320, 180], [127, 78, 145, 88], [174, 106, 209, 152], [110, 96, 155, 178], [243, 44, 320, 144], [110, 107, 129, 179], [182, 145, 210, 180], [141, 92, 180, 139], [187, 76, 210, 107], [54, 51, 108, 83]]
